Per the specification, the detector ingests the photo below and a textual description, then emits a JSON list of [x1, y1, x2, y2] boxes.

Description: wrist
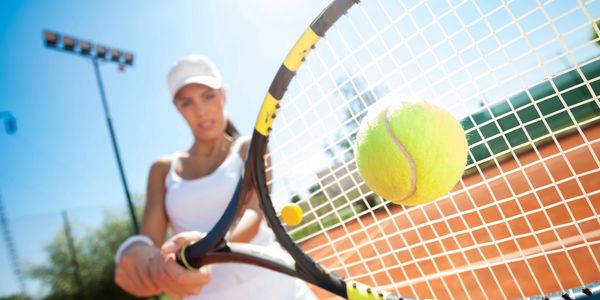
[[115, 235, 155, 264]]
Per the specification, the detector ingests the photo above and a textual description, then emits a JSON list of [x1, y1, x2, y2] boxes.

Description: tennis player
[[114, 54, 316, 299]]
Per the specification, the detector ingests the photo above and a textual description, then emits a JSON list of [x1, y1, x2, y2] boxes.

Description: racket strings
[[274, 102, 596, 298], [266, 0, 600, 298], [302, 179, 598, 267], [278, 0, 596, 239], [462, 92, 600, 172], [490, 78, 600, 289], [461, 5, 594, 285]]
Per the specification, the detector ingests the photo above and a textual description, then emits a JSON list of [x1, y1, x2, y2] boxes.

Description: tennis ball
[[355, 102, 468, 206], [281, 203, 303, 226]]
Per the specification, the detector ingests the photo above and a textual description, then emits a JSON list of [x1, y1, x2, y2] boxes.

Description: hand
[[149, 232, 212, 298], [114, 243, 161, 297]]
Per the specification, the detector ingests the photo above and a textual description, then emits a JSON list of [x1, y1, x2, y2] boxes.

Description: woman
[[114, 54, 316, 299]]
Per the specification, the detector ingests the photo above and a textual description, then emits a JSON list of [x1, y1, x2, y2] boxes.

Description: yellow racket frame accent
[[255, 93, 280, 136], [283, 27, 321, 72], [255, 28, 321, 136], [347, 281, 391, 300]]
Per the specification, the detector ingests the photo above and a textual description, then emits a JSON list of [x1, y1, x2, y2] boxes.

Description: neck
[[190, 134, 232, 157]]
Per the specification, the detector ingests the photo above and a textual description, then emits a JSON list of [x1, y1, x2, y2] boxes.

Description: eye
[[178, 98, 192, 107], [204, 92, 216, 101]]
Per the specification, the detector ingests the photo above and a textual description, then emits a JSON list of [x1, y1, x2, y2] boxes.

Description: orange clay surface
[[303, 124, 600, 299]]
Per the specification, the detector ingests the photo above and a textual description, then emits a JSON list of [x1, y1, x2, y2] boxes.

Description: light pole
[[42, 31, 139, 233], [62, 210, 85, 299], [0, 113, 26, 295]]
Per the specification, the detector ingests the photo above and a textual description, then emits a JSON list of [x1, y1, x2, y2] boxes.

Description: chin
[[194, 130, 223, 141]]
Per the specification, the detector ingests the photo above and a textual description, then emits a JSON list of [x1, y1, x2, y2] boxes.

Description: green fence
[[464, 58, 600, 168]]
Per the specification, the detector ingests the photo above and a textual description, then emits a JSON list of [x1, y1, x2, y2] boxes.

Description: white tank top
[[164, 137, 315, 300]]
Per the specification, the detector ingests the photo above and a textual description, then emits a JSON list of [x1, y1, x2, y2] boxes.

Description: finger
[[135, 255, 161, 293], [157, 273, 184, 297], [118, 260, 150, 296], [166, 292, 181, 300], [155, 257, 186, 297], [148, 255, 163, 292], [146, 255, 163, 292], [154, 253, 210, 297], [114, 268, 136, 294], [161, 231, 205, 254], [168, 263, 212, 285], [157, 265, 200, 297], [116, 270, 156, 297]]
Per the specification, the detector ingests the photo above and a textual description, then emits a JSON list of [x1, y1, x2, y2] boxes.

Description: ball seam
[[384, 106, 417, 202]]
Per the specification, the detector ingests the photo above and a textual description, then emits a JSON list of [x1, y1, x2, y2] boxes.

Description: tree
[[0, 295, 31, 300], [593, 20, 600, 46], [323, 76, 385, 163], [28, 211, 140, 300]]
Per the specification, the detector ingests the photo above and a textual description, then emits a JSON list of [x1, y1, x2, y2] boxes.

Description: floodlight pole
[[0, 188, 27, 296], [42, 31, 139, 233], [0, 117, 27, 295], [91, 59, 139, 233], [62, 210, 85, 300]]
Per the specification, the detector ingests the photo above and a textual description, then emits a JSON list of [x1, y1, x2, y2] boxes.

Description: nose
[[193, 103, 207, 117]]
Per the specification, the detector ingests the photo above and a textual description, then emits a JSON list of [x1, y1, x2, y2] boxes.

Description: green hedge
[[463, 58, 600, 168]]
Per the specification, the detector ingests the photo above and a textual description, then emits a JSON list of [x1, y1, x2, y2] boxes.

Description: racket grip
[[175, 244, 201, 271]]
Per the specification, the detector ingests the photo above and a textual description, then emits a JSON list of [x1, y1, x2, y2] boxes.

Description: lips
[[196, 120, 215, 130]]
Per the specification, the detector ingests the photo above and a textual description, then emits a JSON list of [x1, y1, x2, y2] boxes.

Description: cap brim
[[172, 75, 222, 99], [180, 75, 222, 89]]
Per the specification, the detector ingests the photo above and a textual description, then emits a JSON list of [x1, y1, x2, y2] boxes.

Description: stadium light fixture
[[42, 30, 139, 233], [42, 30, 134, 67]]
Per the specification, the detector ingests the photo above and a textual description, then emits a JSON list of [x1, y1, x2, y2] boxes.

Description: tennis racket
[[177, 0, 600, 299]]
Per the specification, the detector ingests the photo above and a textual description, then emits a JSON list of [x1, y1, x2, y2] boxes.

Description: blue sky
[[1, 0, 597, 297], [0, 0, 325, 296]]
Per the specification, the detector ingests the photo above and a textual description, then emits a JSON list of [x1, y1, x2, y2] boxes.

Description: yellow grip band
[[179, 245, 196, 271], [255, 93, 280, 136], [283, 27, 320, 72], [256, 27, 320, 137], [346, 281, 389, 300]]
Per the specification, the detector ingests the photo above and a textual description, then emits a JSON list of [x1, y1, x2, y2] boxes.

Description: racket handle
[[176, 244, 201, 270]]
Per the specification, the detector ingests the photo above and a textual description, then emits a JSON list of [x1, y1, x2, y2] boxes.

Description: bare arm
[[144, 157, 211, 298], [115, 157, 171, 297], [140, 157, 171, 245], [227, 140, 272, 243]]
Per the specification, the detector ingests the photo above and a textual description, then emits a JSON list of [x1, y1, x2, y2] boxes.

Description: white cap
[[166, 54, 222, 99]]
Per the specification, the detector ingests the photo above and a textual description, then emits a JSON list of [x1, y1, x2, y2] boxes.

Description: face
[[174, 83, 227, 141]]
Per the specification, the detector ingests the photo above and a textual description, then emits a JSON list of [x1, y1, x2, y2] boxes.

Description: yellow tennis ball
[[281, 203, 303, 226], [355, 102, 468, 206]]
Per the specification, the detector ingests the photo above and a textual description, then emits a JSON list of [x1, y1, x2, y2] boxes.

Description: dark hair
[[225, 119, 240, 138]]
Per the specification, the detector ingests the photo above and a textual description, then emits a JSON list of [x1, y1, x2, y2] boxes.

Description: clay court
[[304, 123, 600, 299]]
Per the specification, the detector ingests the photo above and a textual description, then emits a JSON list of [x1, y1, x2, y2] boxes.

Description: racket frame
[[176, 0, 600, 299]]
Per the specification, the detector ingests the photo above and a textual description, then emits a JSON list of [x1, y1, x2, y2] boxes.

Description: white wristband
[[114, 235, 155, 264]]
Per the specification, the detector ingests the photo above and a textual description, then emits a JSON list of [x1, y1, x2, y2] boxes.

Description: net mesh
[[267, 0, 600, 298]]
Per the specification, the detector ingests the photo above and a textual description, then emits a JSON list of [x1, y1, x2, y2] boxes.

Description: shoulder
[[149, 153, 178, 176], [238, 135, 250, 149]]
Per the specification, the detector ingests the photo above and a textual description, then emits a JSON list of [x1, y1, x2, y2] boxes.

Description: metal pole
[[92, 59, 161, 300], [0, 187, 27, 295], [62, 210, 85, 299], [91, 59, 139, 233]]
